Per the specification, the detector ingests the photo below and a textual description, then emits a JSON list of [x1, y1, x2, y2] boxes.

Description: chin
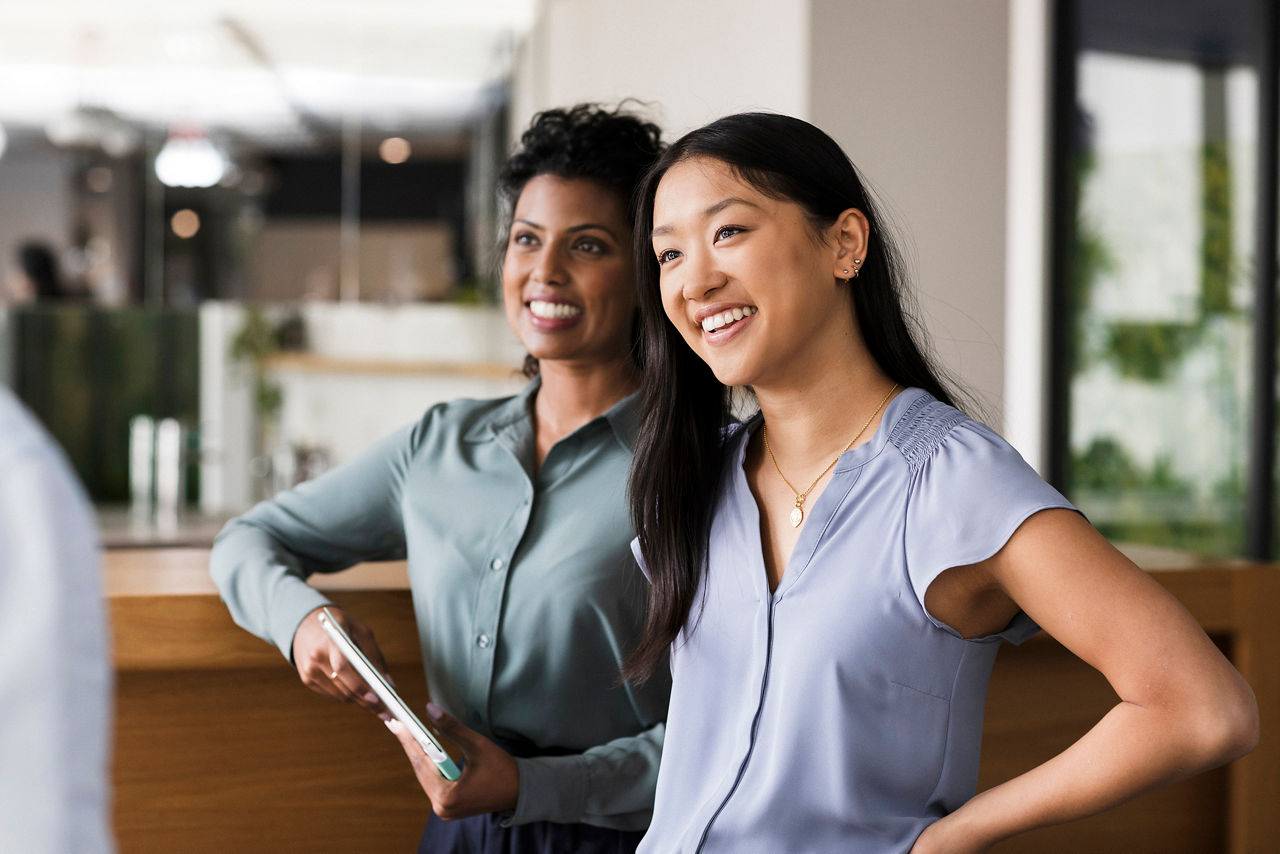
[[706, 363, 755, 389]]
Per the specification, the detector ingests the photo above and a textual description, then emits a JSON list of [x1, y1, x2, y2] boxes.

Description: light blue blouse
[[635, 388, 1077, 853]]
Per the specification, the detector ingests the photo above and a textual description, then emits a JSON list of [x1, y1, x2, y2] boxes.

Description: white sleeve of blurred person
[[0, 388, 114, 854]]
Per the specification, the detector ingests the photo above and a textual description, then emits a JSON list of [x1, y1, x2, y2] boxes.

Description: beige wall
[[809, 0, 1011, 421], [249, 221, 456, 302], [511, 0, 810, 138], [513, 0, 1013, 422]]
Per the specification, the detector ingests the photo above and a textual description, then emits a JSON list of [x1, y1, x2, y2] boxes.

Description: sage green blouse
[[210, 379, 668, 830]]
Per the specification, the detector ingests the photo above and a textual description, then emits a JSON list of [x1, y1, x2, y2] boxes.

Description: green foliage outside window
[[1070, 133, 1247, 556]]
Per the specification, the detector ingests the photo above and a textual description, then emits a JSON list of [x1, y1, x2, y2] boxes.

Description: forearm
[[210, 425, 414, 658], [934, 510, 1262, 851], [210, 520, 334, 660], [936, 694, 1256, 850]]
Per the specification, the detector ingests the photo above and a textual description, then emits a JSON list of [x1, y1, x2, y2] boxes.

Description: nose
[[531, 242, 568, 286], [680, 247, 725, 302]]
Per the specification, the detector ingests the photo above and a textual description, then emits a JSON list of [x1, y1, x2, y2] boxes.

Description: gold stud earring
[[851, 258, 862, 279]]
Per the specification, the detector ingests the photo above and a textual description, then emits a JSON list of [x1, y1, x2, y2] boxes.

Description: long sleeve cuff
[[500, 722, 663, 831], [505, 754, 589, 827], [267, 582, 333, 662]]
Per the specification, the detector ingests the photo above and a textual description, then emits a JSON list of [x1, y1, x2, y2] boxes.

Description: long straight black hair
[[624, 112, 963, 682]]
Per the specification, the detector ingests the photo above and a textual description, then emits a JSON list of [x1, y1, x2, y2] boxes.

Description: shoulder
[[0, 390, 83, 503], [408, 386, 534, 448], [887, 390, 1075, 533], [0, 389, 96, 541], [885, 391, 1023, 478]]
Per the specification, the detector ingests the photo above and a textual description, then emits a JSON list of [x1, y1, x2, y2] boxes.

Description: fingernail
[[384, 673, 398, 688], [385, 719, 403, 734], [426, 702, 443, 719], [363, 692, 379, 705], [377, 712, 391, 722]]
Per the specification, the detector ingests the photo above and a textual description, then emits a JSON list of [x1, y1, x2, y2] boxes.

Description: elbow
[[1191, 680, 1259, 767], [1222, 685, 1261, 761]]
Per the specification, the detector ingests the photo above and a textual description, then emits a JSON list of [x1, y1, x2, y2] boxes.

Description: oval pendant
[[789, 506, 804, 527]]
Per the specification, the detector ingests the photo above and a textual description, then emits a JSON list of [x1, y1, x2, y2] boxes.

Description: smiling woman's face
[[502, 174, 637, 369], [650, 156, 861, 390]]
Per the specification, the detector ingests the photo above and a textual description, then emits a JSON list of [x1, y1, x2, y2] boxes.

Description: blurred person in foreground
[[0, 386, 114, 853], [210, 103, 669, 853]]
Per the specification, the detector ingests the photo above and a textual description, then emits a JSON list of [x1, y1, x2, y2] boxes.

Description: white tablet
[[317, 608, 461, 781]]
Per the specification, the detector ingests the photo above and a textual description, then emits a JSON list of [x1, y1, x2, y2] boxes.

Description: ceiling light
[[171, 209, 201, 239], [155, 128, 226, 188], [379, 136, 411, 164], [0, 123, 7, 160]]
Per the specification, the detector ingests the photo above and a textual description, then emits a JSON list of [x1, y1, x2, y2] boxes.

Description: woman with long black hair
[[626, 112, 1257, 853]]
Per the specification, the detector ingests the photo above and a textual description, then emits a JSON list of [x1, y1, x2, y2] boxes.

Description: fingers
[[324, 647, 365, 704], [350, 620, 392, 682], [385, 718, 420, 756], [384, 710, 520, 819], [385, 719, 445, 801], [424, 703, 467, 745], [325, 646, 391, 717], [292, 608, 348, 700], [422, 703, 480, 765], [291, 606, 388, 716]]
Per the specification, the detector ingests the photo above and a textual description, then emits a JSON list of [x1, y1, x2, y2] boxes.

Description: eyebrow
[[513, 219, 620, 240], [651, 197, 761, 238]]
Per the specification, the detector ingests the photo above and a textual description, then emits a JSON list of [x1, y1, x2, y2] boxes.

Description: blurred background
[[1, 0, 1277, 563], [6, 3, 1279, 851]]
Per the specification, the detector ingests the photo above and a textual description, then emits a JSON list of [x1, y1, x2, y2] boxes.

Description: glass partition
[[1061, 0, 1261, 555]]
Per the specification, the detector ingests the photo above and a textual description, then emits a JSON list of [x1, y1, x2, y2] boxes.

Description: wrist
[[936, 792, 1005, 852], [503, 754, 587, 826]]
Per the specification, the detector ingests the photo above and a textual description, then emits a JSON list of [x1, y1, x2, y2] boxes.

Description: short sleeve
[[904, 419, 1077, 644]]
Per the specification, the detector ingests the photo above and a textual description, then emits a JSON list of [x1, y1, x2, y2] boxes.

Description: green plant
[[230, 307, 284, 423]]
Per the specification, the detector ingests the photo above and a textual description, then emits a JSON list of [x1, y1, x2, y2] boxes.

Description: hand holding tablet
[[317, 607, 462, 781]]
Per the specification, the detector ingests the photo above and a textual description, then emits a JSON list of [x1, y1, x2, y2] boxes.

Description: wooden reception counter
[[106, 547, 1278, 854]]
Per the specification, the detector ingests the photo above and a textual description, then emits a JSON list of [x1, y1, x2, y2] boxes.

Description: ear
[[830, 208, 871, 281]]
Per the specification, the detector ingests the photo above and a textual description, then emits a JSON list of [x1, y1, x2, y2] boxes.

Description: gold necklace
[[762, 383, 900, 528]]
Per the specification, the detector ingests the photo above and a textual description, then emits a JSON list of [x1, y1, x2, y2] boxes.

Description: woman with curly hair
[[211, 104, 668, 853]]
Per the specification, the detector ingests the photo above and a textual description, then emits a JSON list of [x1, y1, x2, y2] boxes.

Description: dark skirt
[[418, 813, 645, 854]]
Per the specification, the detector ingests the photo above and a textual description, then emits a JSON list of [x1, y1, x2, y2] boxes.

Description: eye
[[714, 225, 745, 242], [511, 230, 539, 248], [573, 236, 608, 255], [655, 248, 681, 265]]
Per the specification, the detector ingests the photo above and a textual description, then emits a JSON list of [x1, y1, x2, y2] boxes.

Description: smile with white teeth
[[528, 300, 584, 319], [701, 306, 757, 333]]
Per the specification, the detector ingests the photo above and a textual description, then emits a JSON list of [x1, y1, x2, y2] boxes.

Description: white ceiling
[[0, 0, 537, 153]]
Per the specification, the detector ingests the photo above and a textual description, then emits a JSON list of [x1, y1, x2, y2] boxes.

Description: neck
[[534, 355, 639, 439], [754, 344, 895, 472]]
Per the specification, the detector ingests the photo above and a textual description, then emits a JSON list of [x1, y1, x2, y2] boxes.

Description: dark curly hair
[[499, 103, 665, 377], [499, 102, 664, 224]]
